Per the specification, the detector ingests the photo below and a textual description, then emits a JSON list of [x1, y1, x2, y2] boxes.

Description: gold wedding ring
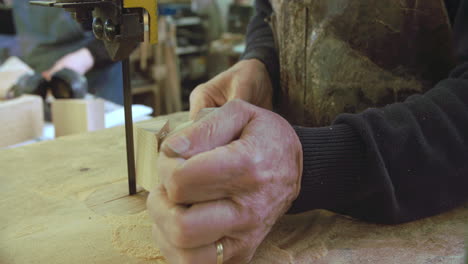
[[216, 241, 224, 264]]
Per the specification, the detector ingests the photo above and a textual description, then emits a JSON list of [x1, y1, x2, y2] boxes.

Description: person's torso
[[12, 0, 92, 72]]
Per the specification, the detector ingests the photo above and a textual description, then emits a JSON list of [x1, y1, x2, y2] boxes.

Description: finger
[[165, 108, 217, 139], [164, 140, 256, 204], [162, 99, 254, 159], [147, 186, 249, 249], [153, 223, 238, 264], [189, 86, 217, 120], [167, 120, 194, 138], [155, 153, 185, 191], [194, 107, 218, 122]]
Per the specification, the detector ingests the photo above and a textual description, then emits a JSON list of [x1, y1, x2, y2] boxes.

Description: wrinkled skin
[[147, 58, 303, 263], [147, 99, 303, 264], [189, 59, 273, 119]]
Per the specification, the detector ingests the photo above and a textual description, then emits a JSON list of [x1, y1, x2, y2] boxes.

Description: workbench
[[1, 112, 467, 264]]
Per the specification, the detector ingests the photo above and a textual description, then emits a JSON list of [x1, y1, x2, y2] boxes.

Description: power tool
[[30, 0, 159, 195]]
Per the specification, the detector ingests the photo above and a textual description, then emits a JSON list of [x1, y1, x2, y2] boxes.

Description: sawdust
[[250, 208, 468, 263], [30, 180, 164, 261], [21, 176, 468, 264], [106, 211, 166, 262]]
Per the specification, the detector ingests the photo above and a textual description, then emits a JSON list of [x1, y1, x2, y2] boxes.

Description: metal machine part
[[30, 0, 159, 195], [30, 0, 158, 61], [122, 59, 137, 195]]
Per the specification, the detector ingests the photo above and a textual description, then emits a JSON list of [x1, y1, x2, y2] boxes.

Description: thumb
[[162, 100, 254, 159], [189, 87, 213, 120]]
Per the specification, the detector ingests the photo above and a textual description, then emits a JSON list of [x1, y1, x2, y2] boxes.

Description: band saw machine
[[30, 0, 159, 195]]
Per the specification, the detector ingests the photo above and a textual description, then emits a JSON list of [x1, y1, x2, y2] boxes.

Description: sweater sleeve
[[289, 0, 468, 224], [241, 0, 280, 103]]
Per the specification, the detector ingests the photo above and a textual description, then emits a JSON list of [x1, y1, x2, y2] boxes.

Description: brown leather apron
[[268, 0, 455, 126]]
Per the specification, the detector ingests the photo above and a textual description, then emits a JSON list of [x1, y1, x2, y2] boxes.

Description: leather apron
[[268, 0, 455, 126]]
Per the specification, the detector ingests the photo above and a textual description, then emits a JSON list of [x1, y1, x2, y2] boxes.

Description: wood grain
[[134, 119, 170, 191], [0, 111, 466, 264], [0, 57, 34, 99], [0, 112, 188, 264], [52, 99, 105, 137], [0, 95, 43, 147]]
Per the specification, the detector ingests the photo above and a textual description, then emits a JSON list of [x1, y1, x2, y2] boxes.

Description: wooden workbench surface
[[1, 112, 467, 264]]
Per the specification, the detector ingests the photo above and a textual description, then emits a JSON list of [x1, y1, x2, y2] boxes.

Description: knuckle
[[146, 188, 164, 221], [231, 141, 265, 186], [165, 176, 186, 203], [248, 169, 266, 188], [170, 214, 192, 247], [189, 84, 207, 102], [189, 88, 200, 102], [241, 156, 256, 179]]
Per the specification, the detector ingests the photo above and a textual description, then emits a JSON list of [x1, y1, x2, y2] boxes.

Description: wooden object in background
[[0, 95, 43, 148], [0, 57, 34, 99], [154, 17, 183, 114], [133, 119, 170, 191], [164, 19, 183, 113], [52, 99, 104, 137]]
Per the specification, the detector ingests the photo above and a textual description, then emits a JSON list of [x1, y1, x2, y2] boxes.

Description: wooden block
[[52, 99, 105, 138], [0, 95, 44, 148], [0, 57, 34, 99], [134, 119, 171, 191]]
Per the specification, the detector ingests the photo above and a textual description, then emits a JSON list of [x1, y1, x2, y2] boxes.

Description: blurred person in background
[[12, 0, 123, 104]]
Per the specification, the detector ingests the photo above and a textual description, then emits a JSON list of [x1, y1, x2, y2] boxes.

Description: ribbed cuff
[[241, 47, 278, 77], [241, 48, 280, 108], [288, 124, 366, 214]]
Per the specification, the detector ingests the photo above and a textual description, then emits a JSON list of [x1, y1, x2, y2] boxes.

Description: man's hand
[[147, 100, 303, 264], [42, 48, 94, 81], [189, 59, 273, 120]]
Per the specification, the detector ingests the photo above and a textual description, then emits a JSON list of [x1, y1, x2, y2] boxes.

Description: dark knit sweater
[[242, 0, 468, 224]]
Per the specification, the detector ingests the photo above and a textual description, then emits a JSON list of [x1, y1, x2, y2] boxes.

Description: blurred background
[[0, 0, 255, 147]]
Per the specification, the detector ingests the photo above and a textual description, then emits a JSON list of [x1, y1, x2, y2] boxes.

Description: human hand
[[189, 59, 273, 120], [42, 48, 94, 81], [147, 99, 303, 264]]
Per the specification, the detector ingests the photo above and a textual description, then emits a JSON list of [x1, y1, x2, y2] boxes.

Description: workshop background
[[0, 0, 253, 148], [1, 1, 467, 263]]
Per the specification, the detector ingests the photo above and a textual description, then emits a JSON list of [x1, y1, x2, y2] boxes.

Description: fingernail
[[166, 135, 191, 155]]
